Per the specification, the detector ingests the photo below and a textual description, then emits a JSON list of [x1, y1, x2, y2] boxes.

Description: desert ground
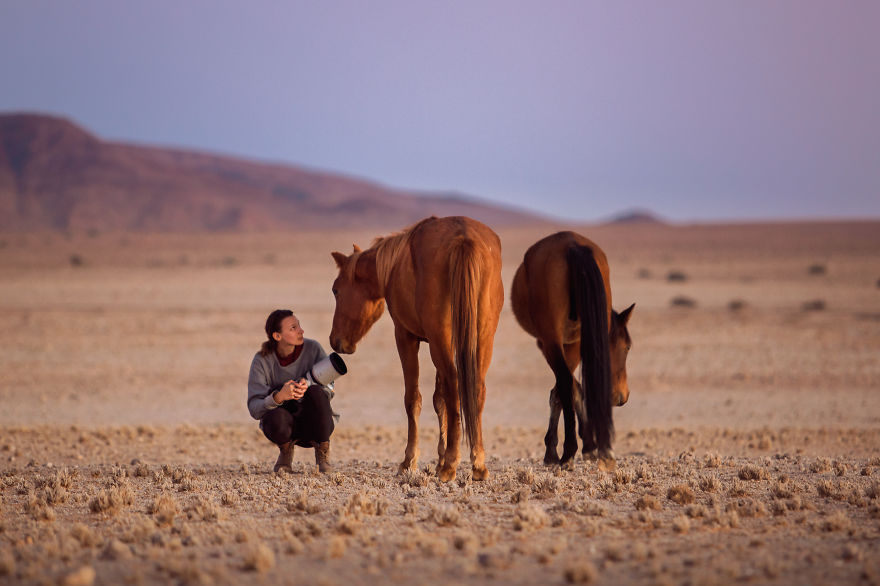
[[1, 220, 879, 585]]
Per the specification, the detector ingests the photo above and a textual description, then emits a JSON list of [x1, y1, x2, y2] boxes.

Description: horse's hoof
[[472, 465, 489, 481], [396, 462, 417, 476], [543, 452, 560, 466], [560, 458, 576, 471], [582, 450, 598, 462], [438, 465, 457, 483], [597, 450, 616, 472]]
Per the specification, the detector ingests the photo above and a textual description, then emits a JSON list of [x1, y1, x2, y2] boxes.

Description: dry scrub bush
[[242, 542, 275, 572], [149, 493, 178, 526], [727, 498, 768, 518], [69, 523, 99, 547], [429, 504, 461, 527], [343, 491, 389, 518], [635, 495, 662, 511], [532, 474, 559, 499], [810, 458, 832, 474], [864, 481, 880, 500], [703, 453, 722, 468], [672, 514, 691, 533], [61, 565, 96, 586], [817, 511, 851, 532], [327, 536, 347, 558], [511, 488, 530, 503], [221, 490, 240, 506], [514, 503, 549, 531], [667, 485, 695, 505], [728, 479, 750, 496], [88, 484, 133, 516], [399, 469, 429, 488], [185, 497, 221, 522], [698, 474, 721, 492], [564, 562, 597, 584], [0, 549, 15, 576], [738, 464, 768, 481], [517, 468, 535, 485], [287, 490, 321, 514]]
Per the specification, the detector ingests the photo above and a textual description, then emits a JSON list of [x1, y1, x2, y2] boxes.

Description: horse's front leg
[[395, 327, 421, 475]]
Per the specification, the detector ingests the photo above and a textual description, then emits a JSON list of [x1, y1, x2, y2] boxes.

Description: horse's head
[[610, 303, 635, 406], [329, 245, 386, 354]]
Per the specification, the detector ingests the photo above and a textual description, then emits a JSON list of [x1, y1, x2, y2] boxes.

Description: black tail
[[566, 245, 613, 452]]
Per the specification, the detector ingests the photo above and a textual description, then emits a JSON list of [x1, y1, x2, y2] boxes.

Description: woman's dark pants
[[260, 386, 335, 447]]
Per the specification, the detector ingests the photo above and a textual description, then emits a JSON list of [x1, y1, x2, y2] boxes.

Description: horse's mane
[[368, 217, 431, 296]]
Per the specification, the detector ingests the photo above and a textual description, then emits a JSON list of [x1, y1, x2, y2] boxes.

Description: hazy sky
[[1, 1, 878, 222]]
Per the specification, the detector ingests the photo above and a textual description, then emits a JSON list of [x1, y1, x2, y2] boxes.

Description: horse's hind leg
[[574, 378, 597, 459], [544, 386, 562, 465], [395, 327, 421, 475], [432, 373, 447, 477], [540, 342, 578, 467]]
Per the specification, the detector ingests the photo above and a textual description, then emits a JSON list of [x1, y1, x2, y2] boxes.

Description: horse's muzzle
[[330, 338, 355, 354]]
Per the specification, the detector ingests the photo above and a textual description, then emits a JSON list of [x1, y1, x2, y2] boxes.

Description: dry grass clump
[[242, 542, 275, 572], [810, 457, 832, 474], [532, 474, 559, 499], [399, 468, 429, 488], [429, 504, 462, 527], [667, 270, 688, 282], [726, 498, 768, 518], [671, 296, 697, 308], [738, 464, 768, 481], [61, 565, 96, 586], [672, 514, 691, 533], [0, 549, 15, 577], [635, 495, 662, 511], [149, 493, 178, 526], [564, 561, 597, 583], [802, 299, 826, 311], [517, 467, 535, 485], [703, 453, 721, 468], [698, 474, 721, 493], [185, 496, 221, 522], [817, 511, 851, 532], [514, 503, 549, 531], [667, 485, 695, 505], [728, 479, 750, 496], [89, 480, 134, 516], [69, 523, 99, 547], [865, 480, 880, 500], [287, 490, 321, 514]]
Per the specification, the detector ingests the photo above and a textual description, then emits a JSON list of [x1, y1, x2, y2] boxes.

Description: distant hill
[[0, 113, 544, 232], [604, 209, 666, 225]]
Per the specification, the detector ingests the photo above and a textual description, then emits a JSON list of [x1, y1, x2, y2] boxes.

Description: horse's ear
[[619, 303, 635, 325], [331, 251, 348, 269], [352, 244, 362, 253]]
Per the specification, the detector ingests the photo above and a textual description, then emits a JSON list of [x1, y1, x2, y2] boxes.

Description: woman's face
[[273, 315, 304, 347]]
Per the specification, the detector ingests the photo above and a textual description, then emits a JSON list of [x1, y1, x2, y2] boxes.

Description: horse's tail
[[566, 244, 614, 451], [450, 238, 482, 450]]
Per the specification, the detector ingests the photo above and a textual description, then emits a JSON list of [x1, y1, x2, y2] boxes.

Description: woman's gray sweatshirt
[[246, 339, 338, 420]]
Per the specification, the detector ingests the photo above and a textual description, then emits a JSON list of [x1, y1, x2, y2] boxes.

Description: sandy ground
[[0, 220, 879, 585]]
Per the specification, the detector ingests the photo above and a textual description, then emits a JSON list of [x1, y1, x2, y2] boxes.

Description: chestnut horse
[[511, 231, 634, 470], [330, 216, 504, 482]]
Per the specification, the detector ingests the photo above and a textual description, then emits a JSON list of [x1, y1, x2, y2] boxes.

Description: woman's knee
[[261, 408, 293, 444]]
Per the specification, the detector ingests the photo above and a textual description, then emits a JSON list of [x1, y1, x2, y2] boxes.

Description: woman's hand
[[274, 379, 309, 404]]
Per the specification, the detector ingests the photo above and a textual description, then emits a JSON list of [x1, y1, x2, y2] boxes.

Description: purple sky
[[1, 1, 878, 222]]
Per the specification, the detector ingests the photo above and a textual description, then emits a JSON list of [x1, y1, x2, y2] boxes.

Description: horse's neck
[[371, 232, 412, 297]]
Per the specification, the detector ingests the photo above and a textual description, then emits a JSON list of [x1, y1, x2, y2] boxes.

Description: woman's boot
[[314, 441, 332, 473], [274, 442, 294, 473]]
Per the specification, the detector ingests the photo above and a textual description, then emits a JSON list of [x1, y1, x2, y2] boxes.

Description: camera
[[304, 352, 348, 386]]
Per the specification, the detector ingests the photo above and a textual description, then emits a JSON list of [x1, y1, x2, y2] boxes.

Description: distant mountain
[[0, 113, 544, 232], [604, 209, 667, 225]]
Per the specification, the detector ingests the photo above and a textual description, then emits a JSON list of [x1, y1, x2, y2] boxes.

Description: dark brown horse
[[511, 231, 634, 470], [330, 216, 504, 482]]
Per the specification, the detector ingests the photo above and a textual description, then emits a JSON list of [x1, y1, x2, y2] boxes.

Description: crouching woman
[[247, 309, 338, 473]]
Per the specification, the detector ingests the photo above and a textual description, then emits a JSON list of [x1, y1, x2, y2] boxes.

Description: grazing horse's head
[[329, 245, 386, 354], [609, 303, 635, 406]]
